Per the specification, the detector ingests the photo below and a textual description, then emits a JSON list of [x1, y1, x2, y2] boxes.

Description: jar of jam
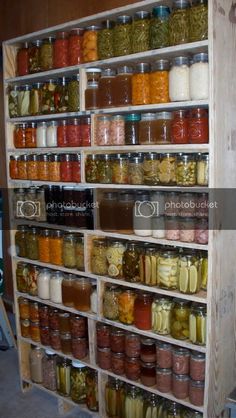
[[172, 347, 190, 375], [125, 114, 141, 145], [49, 308, 60, 331], [54, 31, 69, 68], [156, 368, 172, 393], [150, 59, 170, 104], [140, 362, 156, 387], [96, 323, 110, 348], [21, 319, 30, 338], [132, 63, 150, 106], [111, 352, 125, 375], [118, 289, 136, 325], [30, 320, 40, 342], [171, 299, 191, 340], [190, 351, 205, 381], [97, 347, 111, 370], [134, 292, 153, 330], [68, 28, 83, 66], [125, 333, 141, 358], [60, 332, 72, 355], [140, 338, 156, 363], [19, 298, 30, 320], [62, 274, 75, 307], [98, 68, 116, 108], [171, 110, 189, 144], [189, 379, 204, 406], [70, 315, 87, 338], [172, 373, 189, 399], [189, 304, 207, 346], [17, 42, 29, 76], [114, 66, 133, 107], [39, 305, 49, 327], [72, 337, 88, 360], [189, 108, 209, 144], [125, 356, 141, 381], [110, 328, 125, 353], [50, 330, 61, 350], [67, 118, 81, 147], [40, 326, 50, 346], [156, 342, 172, 368]]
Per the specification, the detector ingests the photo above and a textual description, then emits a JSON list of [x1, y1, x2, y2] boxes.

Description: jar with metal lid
[[99, 192, 118, 232], [189, 379, 204, 406], [169, 0, 190, 45], [18, 154, 28, 179], [190, 351, 205, 381], [49, 229, 63, 265], [110, 115, 125, 145], [105, 377, 124, 418], [30, 320, 40, 342], [19, 297, 30, 320], [60, 332, 72, 354], [172, 347, 190, 374], [118, 289, 136, 325], [132, 11, 150, 53], [150, 6, 170, 49], [40, 324, 50, 345], [134, 292, 153, 330], [122, 242, 140, 283], [173, 373, 189, 399], [164, 191, 179, 217], [17, 85, 31, 116], [98, 68, 116, 108], [95, 115, 112, 146], [180, 217, 196, 243], [36, 122, 47, 147], [189, 108, 208, 144], [38, 305, 49, 327], [111, 351, 125, 375], [159, 153, 176, 185], [73, 278, 92, 312], [125, 356, 141, 381], [171, 110, 189, 144], [97, 20, 115, 60], [143, 153, 159, 185], [21, 318, 30, 338], [37, 268, 50, 300], [8, 85, 19, 118], [139, 113, 157, 145], [156, 367, 172, 393], [85, 154, 98, 183], [50, 328, 62, 350], [42, 80, 56, 114], [189, 0, 208, 42], [55, 77, 69, 113], [39, 37, 54, 71], [46, 121, 58, 147], [113, 66, 133, 107], [97, 346, 111, 370], [42, 350, 57, 391], [86, 369, 99, 412], [85, 81, 99, 110], [152, 297, 173, 335], [29, 40, 42, 73], [91, 239, 107, 275], [132, 63, 150, 105], [91, 287, 97, 313], [182, 411, 203, 418], [72, 336, 87, 360], [116, 192, 134, 234], [14, 124, 26, 148], [56, 357, 71, 396], [195, 218, 208, 244], [26, 122, 37, 147], [71, 154, 81, 182], [139, 245, 159, 285], [82, 25, 100, 63], [69, 316, 86, 339], [125, 333, 140, 358], [153, 189, 166, 215], [49, 308, 60, 331], [62, 233, 76, 268], [199, 253, 208, 290], [62, 274, 75, 307], [49, 271, 63, 304], [125, 114, 140, 145], [17, 42, 29, 76], [58, 312, 71, 334], [86, 68, 101, 82], [152, 215, 165, 239], [29, 301, 39, 322], [110, 328, 125, 353], [103, 285, 120, 320], [30, 346, 44, 383], [29, 84, 42, 116], [48, 154, 61, 181], [178, 253, 200, 294], [169, 56, 190, 102], [68, 28, 83, 66], [16, 262, 28, 292], [113, 15, 132, 57], [171, 298, 191, 340], [112, 154, 129, 184], [97, 154, 113, 184], [60, 153, 72, 182], [189, 304, 207, 345], [75, 236, 84, 271], [176, 154, 197, 186], [150, 60, 170, 104], [26, 228, 39, 260], [53, 31, 69, 68], [133, 193, 152, 236], [96, 322, 110, 348], [27, 265, 39, 296], [190, 53, 209, 100], [140, 361, 156, 387], [197, 153, 209, 186], [27, 154, 38, 180], [124, 385, 144, 416], [106, 240, 126, 278], [67, 118, 81, 147], [70, 361, 87, 403], [37, 154, 48, 180], [156, 342, 172, 368], [68, 75, 80, 111], [140, 338, 156, 363], [166, 401, 184, 417], [158, 250, 179, 289]]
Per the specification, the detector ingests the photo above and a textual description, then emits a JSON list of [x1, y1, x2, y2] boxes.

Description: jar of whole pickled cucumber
[[16, 262, 29, 293], [132, 11, 150, 53], [70, 361, 87, 404], [91, 239, 107, 275], [113, 15, 132, 57], [29, 83, 43, 115], [189, 304, 207, 345], [169, 0, 190, 46], [171, 298, 191, 340], [97, 155, 113, 184], [103, 285, 120, 320], [125, 114, 141, 145], [105, 377, 124, 418], [62, 233, 76, 268], [56, 357, 71, 396], [176, 154, 197, 186], [158, 250, 179, 289], [139, 113, 157, 145], [86, 369, 99, 412], [139, 245, 159, 286], [41, 80, 56, 114], [197, 153, 209, 186], [85, 154, 98, 183], [106, 240, 126, 278], [82, 25, 100, 63], [169, 56, 190, 102], [29, 40, 42, 73], [39, 37, 54, 71], [17, 85, 31, 116], [189, 0, 208, 42], [98, 68, 116, 108], [8, 85, 19, 118], [159, 153, 176, 185], [143, 153, 159, 185], [200, 253, 208, 290], [118, 289, 136, 325], [68, 75, 80, 111], [132, 63, 150, 105], [152, 297, 173, 335], [129, 155, 143, 185], [97, 20, 115, 60], [112, 154, 129, 184], [178, 253, 200, 294], [150, 5, 170, 49], [150, 60, 170, 104], [68, 28, 83, 66]]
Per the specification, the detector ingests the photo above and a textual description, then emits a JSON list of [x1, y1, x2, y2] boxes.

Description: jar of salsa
[[80, 116, 91, 146], [132, 63, 150, 105], [62, 274, 75, 307], [68, 28, 83, 66], [38, 154, 49, 181], [67, 118, 81, 147], [140, 338, 156, 363], [188, 108, 208, 144], [110, 328, 125, 353], [27, 154, 38, 180], [125, 333, 141, 358], [171, 110, 189, 144], [17, 42, 29, 76], [98, 68, 116, 108], [125, 356, 141, 381], [140, 362, 156, 387], [53, 31, 69, 68], [134, 292, 153, 330], [113, 66, 133, 107], [150, 59, 170, 104]]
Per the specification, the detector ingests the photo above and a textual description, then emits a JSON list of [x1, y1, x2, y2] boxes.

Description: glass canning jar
[[62, 274, 75, 307], [95, 115, 112, 146], [49, 230, 63, 265], [129, 155, 143, 185], [132, 63, 150, 105], [110, 328, 125, 353], [169, 0, 190, 45], [8, 85, 19, 118], [152, 297, 173, 335], [115, 192, 134, 234], [105, 377, 124, 418], [62, 233, 76, 268], [197, 153, 209, 186], [111, 351, 125, 375], [17, 85, 31, 116], [14, 123, 26, 148], [110, 115, 125, 145], [139, 245, 159, 285], [180, 217, 196, 243], [29, 40, 42, 73], [68, 75, 80, 111], [42, 80, 56, 114], [169, 56, 190, 102], [132, 11, 150, 53], [18, 155, 28, 180], [60, 154, 73, 182], [189, 108, 209, 144], [171, 298, 191, 340], [158, 250, 179, 289], [91, 239, 108, 275], [70, 361, 87, 404], [106, 240, 126, 278], [190, 53, 209, 100], [190, 351, 205, 381], [37, 268, 50, 300], [29, 83, 42, 116], [49, 308, 60, 331], [50, 331, 61, 354], [97, 154, 113, 184], [70, 315, 87, 338], [156, 368, 172, 393], [189, 0, 208, 42], [171, 109, 188, 144], [17, 42, 29, 76], [36, 122, 47, 147], [27, 265, 39, 296], [30, 320, 40, 342], [178, 253, 200, 294], [200, 253, 208, 290], [150, 6, 170, 49], [75, 236, 84, 271], [86, 68, 101, 83], [29, 301, 39, 322], [143, 153, 159, 185], [97, 20, 115, 60], [96, 322, 110, 348], [53, 31, 69, 68], [26, 228, 39, 260], [71, 154, 81, 182], [189, 379, 205, 406], [125, 114, 141, 145], [139, 113, 157, 145], [82, 25, 100, 63], [189, 304, 207, 345], [164, 191, 180, 217], [140, 361, 156, 387], [125, 356, 141, 381], [172, 347, 190, 374], [123, 242, 140, 283], [112, 154, 129, 184], [50, 271, 63, 304], [134, 292, 153, 330], [73, 278, 92, 312], [21, 319, 30, 338], [27, 154, 38, 180], [15, 226, 28, 258], [38, 305, 49, 327], [16, 262, 28, 292], [67, 118, 80, 147], [159, 153, 176, 185], [68, 28, 83, 66], [25, 122, 37, 147], [18, 298, 30, 320], [113, 66, 133, 107], [60, 332, 72, 354], [176, 154, 197, 186], [118, 289, 136, 325], [55, 77, 68, 113], [30, 346, 44, 383], [156, 342, 172, 368], [85, 81, 99, 110], [173, 373, 189, 399], [42, 350, 57, 391], [98, 68, 116, 108], [56, 357, 71, 396], [97, 347, 111, 370], [46, 121, 58, 147], [99, 192, 118, 232], [125, 333, 141, 358], [39, 37, 54, 71], [113, 15, 132, 57], [195, 218, 208, 245], [48, 154, 60, 181], [103, 285, 120, 321], [150, 59, 170, 104]]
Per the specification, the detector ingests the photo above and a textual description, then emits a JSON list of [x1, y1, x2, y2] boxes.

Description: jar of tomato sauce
[[188, 108, 209, 144], [67, 118, 81, 147], [71, 154, 81, 182], [53, 31, 69, 68], [9, 155, 19, 179], [17, 42, 29, 76], [57, 120, 68, 147], [171, 110, 189, 144], [134, 292, 153, 330], [68, 28, 84, 65], [60, 154, 73, 182], [80, 116, 91, 147]]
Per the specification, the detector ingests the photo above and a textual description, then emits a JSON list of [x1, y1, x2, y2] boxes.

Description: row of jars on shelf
[[13, 117, 91, 148], [29, 346, 98, 410], [16, 2, 208, 78], [86, 152, 209, 186], [105, 378, 203, 418]]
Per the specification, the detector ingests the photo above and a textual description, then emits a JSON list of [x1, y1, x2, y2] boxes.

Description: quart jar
[[14, 124, 26, 148], [17, 42, 29, 76], [36, 122, 47, 147], [97, 20, 114, 60], [68, 75, 80, 111], [140, 361, 156, 387], [188, 108, 209, 144], [111, 351, 125, 375], [171, 298, 191, 340], [150, 6, 170, 49], [159, 153, 176, 185], [171, 110, 189, 144], [112, 154, 129, 184], [37, 154, 49, 181], [98, 68, 116, 108], [53, 31, 69, 68], [73, 278, 92, 312], [49, 230, 63, 266], [134, 292, 153, 330], [105, 377, 124, 417], [9, 155, 19, 179], [27, 154, 38, 180], [55, 78, 68, 113], [143, 153, 159, 185], [140, 338, 156, 362], [200, 253, 208, 290], [189, 304, 207, 345], [190, 53, 209, 100], [97, 155, 113, 184], [95, 115, 112, 146], [70, 361, 87, 403], [42, 80, 56, 114], [60, 332, 72, 354], [132, 63, 150, 105], [27, 265, 39, 296], [178, 253, 200, 294], [37, 268, 51, 300], [166, 401, 184, 417], [99, 192, 117, 232], [26, 228, 39, 260], [113, 15, 132, 57], [114, 66, 133, 107], [97, 347, 111, 370], [59, 312, 70, 334], [46, 121, 58, 147], [17, 85, 31, 116], [156, 368, 172, 393], [123, 242, 140, 283], [70, 315, 87, 339], [172, 347, 190, 374], [158, 250, 179, 290], [16, 262, 28, 292], [132, 11, 150, 53], [30, 346, 44, 383], [26, 123, 37, 148], [110, 328, 125, 353], [49, 329, 60, 350], [189, 379, 204, 406], [38, 305, 49, 327], [125, 356, 141, 381], [42, 350, 57, 391], [152, 298, 173, 335], [82, 25, 100, 63], [169, 0, 190, 45], [29, 40, 42, 73], [116, 192, 134, 234], [125, 114, 141, 145], [91, 239, 108, 275], [197, 153, 209, 186], [49, 308, 60, 331], [139, 113, 157, 145], [75, 236, 84, 271], [62, 233, 76, 268], [133, 192, 153, 236], [106, 240, 126, 278], [60, 154, 73, 182], [96, 322, 110, 348], [85, 81, 99, 110], [29, 301, 40, 322], [150, 60, 170, 104], [68, 28, 83, 66], [129, 155, 144, 185], [29, 83, 42, 116], [176, 154, 197, 186], [125, 333, 141, 358], [140, 245, 159, 286], [30, 320, 40, 342], [40, 37, 54, 71], [189, 0, 208, 42], [195, 218, 208, 244], [18, 154, 28, 179], [86, 369, 99, 412], [56, 357, 71, 396], [110, 115, 125, 145], [67, 118, 80, 147], [190, 351, 205, 381], [91, 287, 97, 313], [118, 289, 136, 325], [62, 274, 75, 307], [180, 217, 196, 243], [173, 373, 189, 399], [40, 324, 50, 345], [169, 56, 190, 102], [156, 342, 172, 368], [8, 85, 19, 118], [50, 271, 63, 304], [103, 285, 120, 321]]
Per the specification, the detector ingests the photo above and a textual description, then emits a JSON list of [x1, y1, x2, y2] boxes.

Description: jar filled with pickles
[[189, 0, 208, 42], [103, 285, 120, 321], [86, 369, 99, 411], [200, 253, 208, 291], [150, 5, 170, 49], [132, 11, 150, 53], [106, 240, 126, 278], [68, 75, 80, 111], [17, 85, 30, 116], [85, 154, 98, 183], [29, 40, 42, 73], [8, 85, 19, 118], [55, 77, 68, 113], [70, 361, 87, 404], [113, 15, 132, 57], [62, 233, 76, 268], [189, 304, 207, 345], [158, 250, 179, 290], [139, 245, 159, 286], [169, 0, 190, 46], [97, 20, 114, 60], [112, 154, 129, 184], [91, 239, 107, 275], [29, 83, 43, 115], [39, 37, 54, 71], [26, 228, 39, 260], [132, 63, 150, 106], [197, 153, 209, 186], [129, 155, 143, 185], [159, 153, 176, 185], [143, 153, 159, 185], [171, 298, 191, 340], [16, 262, 29, 293], [122, 242, 140, 283], [152, 297, 173, 335], [97, 155, 113, 184], [105, 377, 124, 418], [178, 253, 200, 294], [41, 80, 56, 114], [56, 357, 71, 396], [118, 289, 136, 325], [176, 154, 197, 186], [75, 236, 84, 271], [15, 226, 28, 257]]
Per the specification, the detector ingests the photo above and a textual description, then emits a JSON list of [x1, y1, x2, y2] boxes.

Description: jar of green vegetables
[[132, 11, 150, 53], [26, 228, 39, 260], [98, 20, 115, 59], [150, 6, 170, 49], [39, 37, 55, 71], [70, 361, 87, 404], [105, 377, 125, 418], [55, 77, 68, 113], [189, 0, 208, 42], [68, 74, 80, 112], [56, 357, 71, 396], [97, 154, 113, 184], [113, 15, 132, 57], [169, 0, 190, 46]]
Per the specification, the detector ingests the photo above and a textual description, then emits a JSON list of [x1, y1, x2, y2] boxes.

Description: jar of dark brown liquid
[[115, 192, 134, 234], [60, 332, 72, 355], [99, 192, 118, 232], [62, 274, 75, 307]]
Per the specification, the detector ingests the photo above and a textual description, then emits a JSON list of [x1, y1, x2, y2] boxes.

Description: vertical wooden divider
[[88, 318, 96, 366], [79, 67, 87, 112]]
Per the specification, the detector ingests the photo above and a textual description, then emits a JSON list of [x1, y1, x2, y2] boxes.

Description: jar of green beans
[[150, 6, 170, 49], [68, 74, 80, 112], [113, 15, 132, 57], [98, 20, 115, 59], [189, 0, 208, 42], [132, 11, 150, 53], [169, 0, 190, 46]]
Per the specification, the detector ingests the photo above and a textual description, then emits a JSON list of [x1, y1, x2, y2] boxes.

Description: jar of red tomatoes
[[60, 154, 73, 182], [171, 110, 189, 144], [71, 154, 81, 182], [57, 120, 68, 147], [68, 28, 84, 66], [188, 108, 209, 144], [17, 42, 29, 76], [67, 118, 81, 147], [80, 117, 91, 147], [96, 323, 110, 348], [53, 31, 69, 68], [110, 328, 125, 353], [134, 292, 153, 330], [125, 356, 141, 381]]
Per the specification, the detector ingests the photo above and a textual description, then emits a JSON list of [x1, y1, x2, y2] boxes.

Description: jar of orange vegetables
[[38, 229, 51, 263], [150, 59, 170, 104], [49, 230, 63, 266], [118, 289, 136, 325], [132, 63, 150, 105], [82, 26, 100, 63]]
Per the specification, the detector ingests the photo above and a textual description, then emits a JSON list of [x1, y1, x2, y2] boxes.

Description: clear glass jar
[[48, 154, 61, 181], [125, 114, 141, 145], [124, 386, 144, 416], [105, 377, 125, 417], [129, 155, 143, 185], [110, 115, 125, 145], [70, 361, 87, 404], [99, 192, 118, 232], [85, 81, 99, 110], [56, 357, 71, 396], [190, 351, 205, 381], [123, 242, 140, 283], [36, 122, 47, 147], [27, 154, 38, 180], [97, 346, 111, 370], [38, 305, 49, 327], [73, 278, 92, 312], [49, 308, 60, 331], [37, 268, 50, 300], [40, 325, 50, 346], [42, 79, 56, 114], [91, 239, 108, 275], [97, 154, 113, 184], [180, 217, 196, 243], [97, 20, 114, 60], [53, 31, 69, 68], [26, 228, 39, 260], [178, 253, 200, 294], [17, 85, 31, 116], [140, 361, 156, 387], [116, 192, 134, 234], [42, 350, 57, 391], [67, 118, 81, 147], [106, 240, 126, 278], [171, 109, 188, 144], [29, 301, 39, 322], [166, 401, 184, 417], [86, 68, 101, 82], [62, 274, 75, 307], [152, 297, 173, 334], [169, 56, 190, 102], [18, 154, 28, 180], [29, 83, 42, 115], [132, 63, 150, 105], [134, 292, 153, 330], [114, 66, 133, 107], [30, 320, 41, 342], [62, 233, 76, 268], [55, 77, 68, 113], [159, 153, 176, 185], [27, 265, 39, 296], [16, 262, 29, 292], [172, 347, 190, 374], [139, 245, 159, 285], [86, 369, 99, 412], [30, 346, 44, 383], [95, 115, 111, 146], [82, 25, 100, 63], [152, 215, 165, 239], [68, 75, 80, 111], [46, 121, 58, 147], [156, 367, 172, 393], [111, 351, 125, 375], [189, 304, 207, 345], [112, 154, 129, 184], [158, 250, 179, 289], [150, 6, 170, 49], [176, 154, 197, 186], [110, 328, 125, 353], [133, 193, 153, 236], [98, 68, 116, 108], [171, 298, 191, 340], [75, 236, 84, 271], [29, 40, 42, 73], [14, 123, 27, 148], [113, 15, 132, 57], [40, 37, 54, 71], [200, 253, 208, 290], [169, 0, 190, 45], [91, 287, 97, 313], [197, 153, 209, 186], [8, 85, 19, 118], [118, 289, 136, 325], [195, 218, 208, 244], [60, 332, 72, 354], [21, 319, 30, 338], [178, 192, 196, 217], [143, 153, 159, 185], [189, 0, 208, 42], [49, 271, 63, 304], [188, 108, 209, 144], [19, 297, 30, 320], [132, 11, 150, 53], [156, 342, 172, 368], [125, 333, 141, 358], [68, 28, 83, 66], [17, 42, 29, 76], [96, 322, 110, 348], [139, 113, 157, 145], [125, 356, 141, 381], [150, 60, 170, 104], [189, 379, 205, 406], [103, 285, 120, 320], [190, 53, 209, 100], [49, 229, 63, 265], [173, 373, 189, 399]]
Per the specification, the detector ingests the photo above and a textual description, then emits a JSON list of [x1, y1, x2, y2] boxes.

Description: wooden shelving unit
[[3, 1, 236, 417]]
